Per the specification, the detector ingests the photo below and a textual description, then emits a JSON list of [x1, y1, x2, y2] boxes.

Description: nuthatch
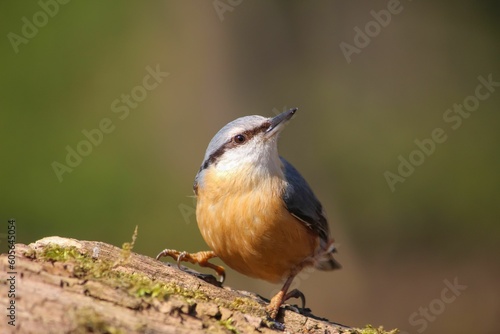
[[157, 108, 341, 319]]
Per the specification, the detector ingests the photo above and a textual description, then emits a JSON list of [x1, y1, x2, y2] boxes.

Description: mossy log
[[0, 236, 396, 334]]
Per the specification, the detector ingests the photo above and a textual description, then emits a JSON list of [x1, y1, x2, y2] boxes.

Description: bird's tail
[[314, 240, 342, 271]]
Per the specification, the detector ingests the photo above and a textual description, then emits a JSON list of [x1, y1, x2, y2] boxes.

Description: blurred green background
[[1, 1, 499, 333]]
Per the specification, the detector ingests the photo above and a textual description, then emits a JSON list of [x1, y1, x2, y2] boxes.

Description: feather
[[280, 157, 330, 243]]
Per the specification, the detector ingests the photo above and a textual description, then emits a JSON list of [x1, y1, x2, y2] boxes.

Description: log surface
[[0, 236, 389, 334]]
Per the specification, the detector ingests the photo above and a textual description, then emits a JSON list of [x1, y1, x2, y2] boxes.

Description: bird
[[156, 108, 341, 319]]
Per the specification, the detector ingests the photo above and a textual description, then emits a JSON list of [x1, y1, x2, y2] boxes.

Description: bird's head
[[194, 108, 297, 190]]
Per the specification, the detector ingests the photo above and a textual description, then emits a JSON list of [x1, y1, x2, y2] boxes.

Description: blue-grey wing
[[280, 157, 330, 243]]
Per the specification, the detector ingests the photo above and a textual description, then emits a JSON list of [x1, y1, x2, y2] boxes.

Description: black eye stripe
[[200, 121, 271, 171]]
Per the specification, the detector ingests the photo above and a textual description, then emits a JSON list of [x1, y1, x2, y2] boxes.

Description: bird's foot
[[156, 249, 225, 284]]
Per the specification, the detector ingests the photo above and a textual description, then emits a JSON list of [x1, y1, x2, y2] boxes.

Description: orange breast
[[196, 167, 319, 283]]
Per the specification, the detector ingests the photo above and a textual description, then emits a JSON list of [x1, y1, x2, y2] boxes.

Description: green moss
[[113, 225, 138, 267], [355, 324, 399, 334], [37, 242, 208, 305], [215, 296, 265, 317], [41, 244, 87, 262], [132, 274, 208, 301], [40, 243, 109, 279], [218, 318, 239, 334]]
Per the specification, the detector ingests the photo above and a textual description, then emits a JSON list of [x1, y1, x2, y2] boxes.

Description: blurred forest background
[[1, 1, 499, 333]]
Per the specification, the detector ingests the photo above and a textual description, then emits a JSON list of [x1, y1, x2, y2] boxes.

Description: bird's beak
[[265, 108, 297, 138]]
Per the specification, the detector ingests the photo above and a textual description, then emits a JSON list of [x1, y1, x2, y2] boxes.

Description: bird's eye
[[233, 134, 246, 144]]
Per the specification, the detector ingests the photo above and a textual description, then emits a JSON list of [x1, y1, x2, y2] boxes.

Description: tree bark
[[0, 236, 394, 334]]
